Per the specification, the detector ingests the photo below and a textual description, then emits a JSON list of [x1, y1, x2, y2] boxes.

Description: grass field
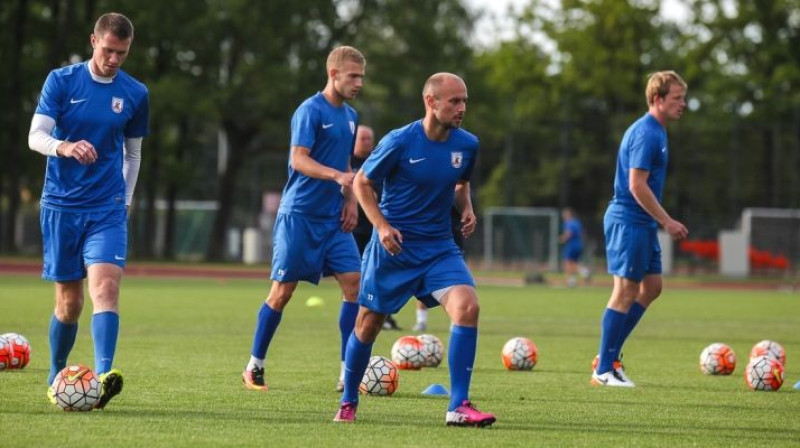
[[1, 273, 799, 447]]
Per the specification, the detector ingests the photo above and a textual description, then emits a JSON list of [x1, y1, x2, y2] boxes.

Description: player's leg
[[83, 208, 128, 409], [49, 282, 83, 387], [326, 231, 362, 391], [616, 231, 663, 355], [335, 236, 411, 423], [86, 263, 125, 409], [617, 274, 662, 354], [564, 259, 578, 287], [413, 301, 429, 331], [440, 286, 495, 427], [243, 280, 297, 391], [593, 221, 645, 387], [86, 263, 122, 374], [592, 276, 638, 387], [333, 271, 360, 392], [40, 207, 86, 399], [335, 307, 385, 422]]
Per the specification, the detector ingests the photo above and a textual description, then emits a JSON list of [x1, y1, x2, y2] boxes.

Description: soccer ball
[[52, 364, 102, 411], [699, 343, 736, 375], [501, 337, 538, 371], [416, 334, 444, 368], [745, 355, 784, 391], [0, 336, 12, 371], [749, 340, 786, 366], [359, 355, 399, 396], [391, 335, 428, 370], [1, 332, 31, 369]]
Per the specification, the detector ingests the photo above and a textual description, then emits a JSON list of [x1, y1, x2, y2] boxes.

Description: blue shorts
[[270, 213, 361, 284], [604, 219, 661, 282], [40, 207, 128, 282], [358, 236, 474, 314], [562, 244, 583, 262]]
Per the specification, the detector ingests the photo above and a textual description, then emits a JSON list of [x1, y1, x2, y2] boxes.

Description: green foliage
[[2, 0, 799, 257], [1, 274, 799, 446]]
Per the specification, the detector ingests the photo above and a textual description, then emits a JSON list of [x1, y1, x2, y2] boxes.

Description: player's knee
[[55, 287, 84, 322], [266, 293, 292, 311], [450, 299, 480, 325], [92, 277, 120, 304], [55, 299, 83, 322], [355, 317, 382, 343]]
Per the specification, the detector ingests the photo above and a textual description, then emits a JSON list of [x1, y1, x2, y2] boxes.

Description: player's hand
[[664, 219, 688, 240], [378, 225, 403, 256], [60, 140, 97, 165], [334, 171, 355, 187], [460, 210, 477, 239], [340, 198, 358, 232]]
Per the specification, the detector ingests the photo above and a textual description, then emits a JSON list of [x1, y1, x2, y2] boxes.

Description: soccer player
[[591, 71, 689, 387], [558, 207, 590, 287], [334, 73, 495, 427], [242, 46, 365, 393], [28, 12, 148, 408]]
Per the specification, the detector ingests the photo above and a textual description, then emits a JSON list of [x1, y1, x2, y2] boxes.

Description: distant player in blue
[[334, 73, 495, 427], [242, 46, 365, 392], [591, 71, 689, 387], [558, 207, 590, 287], [28, 12, 148, 408]]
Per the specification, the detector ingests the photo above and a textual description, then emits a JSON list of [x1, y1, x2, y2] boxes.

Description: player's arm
[[629, 168, 688, 239], [28, 114, 97, 164], [558, 228, 572, 244], [353, 170, 403, 255], [290, 146, 354, 187], [123, 137, 143, 210], [454, 180, 477, 239], [339, 158, 358, 232]]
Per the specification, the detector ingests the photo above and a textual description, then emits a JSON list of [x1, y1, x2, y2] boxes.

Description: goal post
[[483, 207, 560, 271], [741, 207, 800, 275]]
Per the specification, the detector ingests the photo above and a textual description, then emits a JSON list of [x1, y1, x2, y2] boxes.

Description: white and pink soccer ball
[[0, 332, 31, 370]]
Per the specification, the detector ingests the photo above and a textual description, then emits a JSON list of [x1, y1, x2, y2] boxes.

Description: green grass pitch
[[1, 274, 798, 447]]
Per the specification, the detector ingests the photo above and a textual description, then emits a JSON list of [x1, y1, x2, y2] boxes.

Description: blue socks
[[339, 301, 358, 361], [597, 308, 627, 374], [251, 303, 282, 359], [48, 316, 78, 385], [617, 301, 646, 354], [91, 311, 119, 375], [341, 332, 373, 405], [448, 325, 478, 411]]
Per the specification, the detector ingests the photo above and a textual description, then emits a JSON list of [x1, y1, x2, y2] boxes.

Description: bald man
[[334, 73, 495, 428]]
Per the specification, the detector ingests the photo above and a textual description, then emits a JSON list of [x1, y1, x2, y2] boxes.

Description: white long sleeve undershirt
[[28, 113, 143, 206]]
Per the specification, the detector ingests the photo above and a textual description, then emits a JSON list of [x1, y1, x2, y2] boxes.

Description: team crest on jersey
[[451, 152, 463, 168], [349, 121, 355, 134], [111, 97, 124, 114]]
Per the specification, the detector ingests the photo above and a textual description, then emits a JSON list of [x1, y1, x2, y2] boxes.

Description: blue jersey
[[279, 92, 358, 221], [564, 218, 583, 248], [362, 120, 478, 241], [35, 62, 149, 212], [606, 113, 667, 226]]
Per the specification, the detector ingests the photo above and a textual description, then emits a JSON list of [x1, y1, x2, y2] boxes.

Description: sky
[[463, 0, 690, 48]]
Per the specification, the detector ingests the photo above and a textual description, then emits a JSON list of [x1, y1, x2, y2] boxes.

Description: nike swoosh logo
[[67, 366, 90, 382], [114, 255, 125, 261], [70, 98, 88, 104], [322, 123, 334, 129], [409, 158, 426, 164]]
